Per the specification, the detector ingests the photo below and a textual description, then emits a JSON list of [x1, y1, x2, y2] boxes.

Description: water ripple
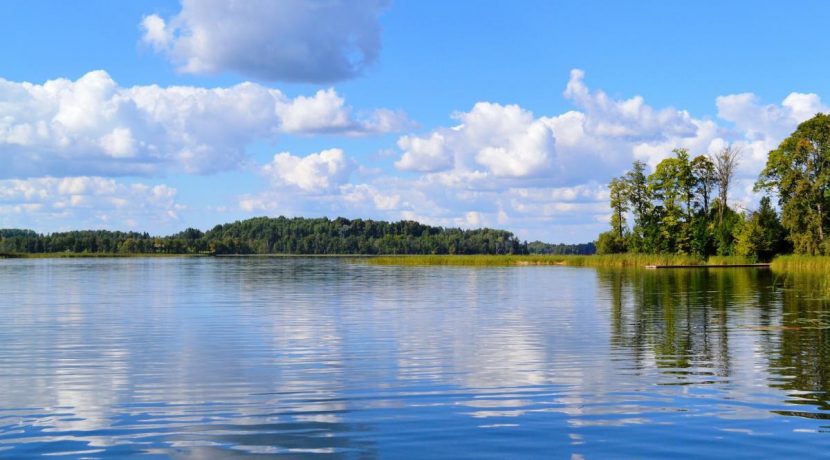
[[1, 259, 830, 457]]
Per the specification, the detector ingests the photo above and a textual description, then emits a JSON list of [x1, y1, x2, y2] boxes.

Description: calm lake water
[[1, 258, 830, 458]]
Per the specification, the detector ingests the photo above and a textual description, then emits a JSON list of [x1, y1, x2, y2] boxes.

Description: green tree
[[120, 238, 137, 254], [711, 200, 741, 256], [756, 113, 830, 254], [608, 177, 629, 240], [691, 155, 716, 215], [648, 151, 691, 253], [734, 197, 789, 261], [623, 160, 653, 252], [673, 149, 696, 222], [596, 230, 626, 254], [625, 161, 651, 226]]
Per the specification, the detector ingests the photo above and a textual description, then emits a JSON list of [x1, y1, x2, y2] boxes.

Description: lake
[[1, 258, 829, 458]]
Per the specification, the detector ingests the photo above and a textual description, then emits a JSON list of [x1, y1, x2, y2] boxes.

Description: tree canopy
[[0, 216, 539, 256], [756, 113, 830, 255], [600, 113, 830, 260]]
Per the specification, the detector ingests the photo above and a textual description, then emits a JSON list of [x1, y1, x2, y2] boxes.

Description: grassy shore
[[367, 254, 705, 267], [770, 255, 830, 272], [2, 252, 826, 272], [705, 255, 756, 265], [366, 253, 830, 271], [769, 256, 830, 298]]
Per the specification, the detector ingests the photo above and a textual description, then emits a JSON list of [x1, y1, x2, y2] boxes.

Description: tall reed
[[706, 255, 756, 265], [770, 255, 830, 272], [366, 254, 704, 267]]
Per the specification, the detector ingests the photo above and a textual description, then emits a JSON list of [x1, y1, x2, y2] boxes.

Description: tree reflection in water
[[600, 267, 830, 415]]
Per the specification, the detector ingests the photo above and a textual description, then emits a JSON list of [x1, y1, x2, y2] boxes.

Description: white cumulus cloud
[[395, 102, 556, 179], [277, 88, 410, 135], [383, 70, 828, 241], [0, 177, 182, 231], [0, 71, 409, 178], [141, 0, 387, 83], [261, 148, 353, 192]]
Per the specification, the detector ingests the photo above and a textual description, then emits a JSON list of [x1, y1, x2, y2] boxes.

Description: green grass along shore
[[768, 255, 830, 272], [3, 252, 830, 273], [367, 254, 830, 271], [368, 254, 712, 267]]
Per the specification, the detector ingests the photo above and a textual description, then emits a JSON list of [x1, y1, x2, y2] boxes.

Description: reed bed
[[770, 255, 830, 272], [769, 255, 830, 298], [706, 255, 756, 265], [367, 253, 704, 267]]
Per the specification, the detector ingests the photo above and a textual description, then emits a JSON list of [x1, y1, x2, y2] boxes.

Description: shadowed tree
[[691, 155, 716, 215]]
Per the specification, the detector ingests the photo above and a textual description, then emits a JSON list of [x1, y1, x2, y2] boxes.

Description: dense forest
[[598, 113, 830, 260], [0, 217, 590, 256], [527, 241, 596, 255]]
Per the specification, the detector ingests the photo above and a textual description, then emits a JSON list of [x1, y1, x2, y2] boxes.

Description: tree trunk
[[618, 207, 624, 239]]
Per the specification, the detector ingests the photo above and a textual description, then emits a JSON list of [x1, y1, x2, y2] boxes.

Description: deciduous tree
[[756, 114, 830, 254]]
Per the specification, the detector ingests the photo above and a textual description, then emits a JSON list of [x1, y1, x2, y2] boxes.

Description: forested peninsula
[[0, 217, 595, 256]]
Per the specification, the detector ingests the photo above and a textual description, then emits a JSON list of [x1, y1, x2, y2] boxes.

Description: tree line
[[0, 216, 541, 255], [527, 241, 596, 255], [598, 113, 830, 260]]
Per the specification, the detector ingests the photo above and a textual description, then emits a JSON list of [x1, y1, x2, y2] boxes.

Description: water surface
[[1, 258, 829, 458]]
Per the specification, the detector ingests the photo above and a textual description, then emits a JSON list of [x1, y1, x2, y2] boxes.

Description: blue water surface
[[1, 257, 829, 458]]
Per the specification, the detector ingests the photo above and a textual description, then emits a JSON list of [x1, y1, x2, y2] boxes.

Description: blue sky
[[1, 1, 828, 242]]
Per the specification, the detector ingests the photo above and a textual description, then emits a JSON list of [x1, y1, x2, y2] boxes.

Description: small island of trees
[[597, 113, 830, 261]]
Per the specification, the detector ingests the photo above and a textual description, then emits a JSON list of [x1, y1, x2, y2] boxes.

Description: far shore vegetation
[[0, 252, 207, 259], [2, 116, 828, 272], [367, 254, 706, 267], [366, 253, 828, 270], [0, 218, 592, 258]]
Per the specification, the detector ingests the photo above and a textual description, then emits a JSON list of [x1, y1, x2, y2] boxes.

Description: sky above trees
[[1, 1, 829, 243]]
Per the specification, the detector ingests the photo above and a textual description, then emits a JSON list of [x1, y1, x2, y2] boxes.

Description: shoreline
[[3, 252, 829, 273]]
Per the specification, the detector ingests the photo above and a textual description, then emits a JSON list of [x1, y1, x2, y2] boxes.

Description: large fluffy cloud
[[392, 70, 722, 191], [276, 88, 409, 135], [141, 0, 387, 83], [0, 71, 409, 178], [392, 70, 826, 205], [261, 148, 353, 192], [240, 148, 357, 213], [0, 176, 182, 230], [395, 102, 555, 178]]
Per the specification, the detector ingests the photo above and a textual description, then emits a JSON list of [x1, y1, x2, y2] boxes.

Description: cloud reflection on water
[[1, 259, 830, 457]]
